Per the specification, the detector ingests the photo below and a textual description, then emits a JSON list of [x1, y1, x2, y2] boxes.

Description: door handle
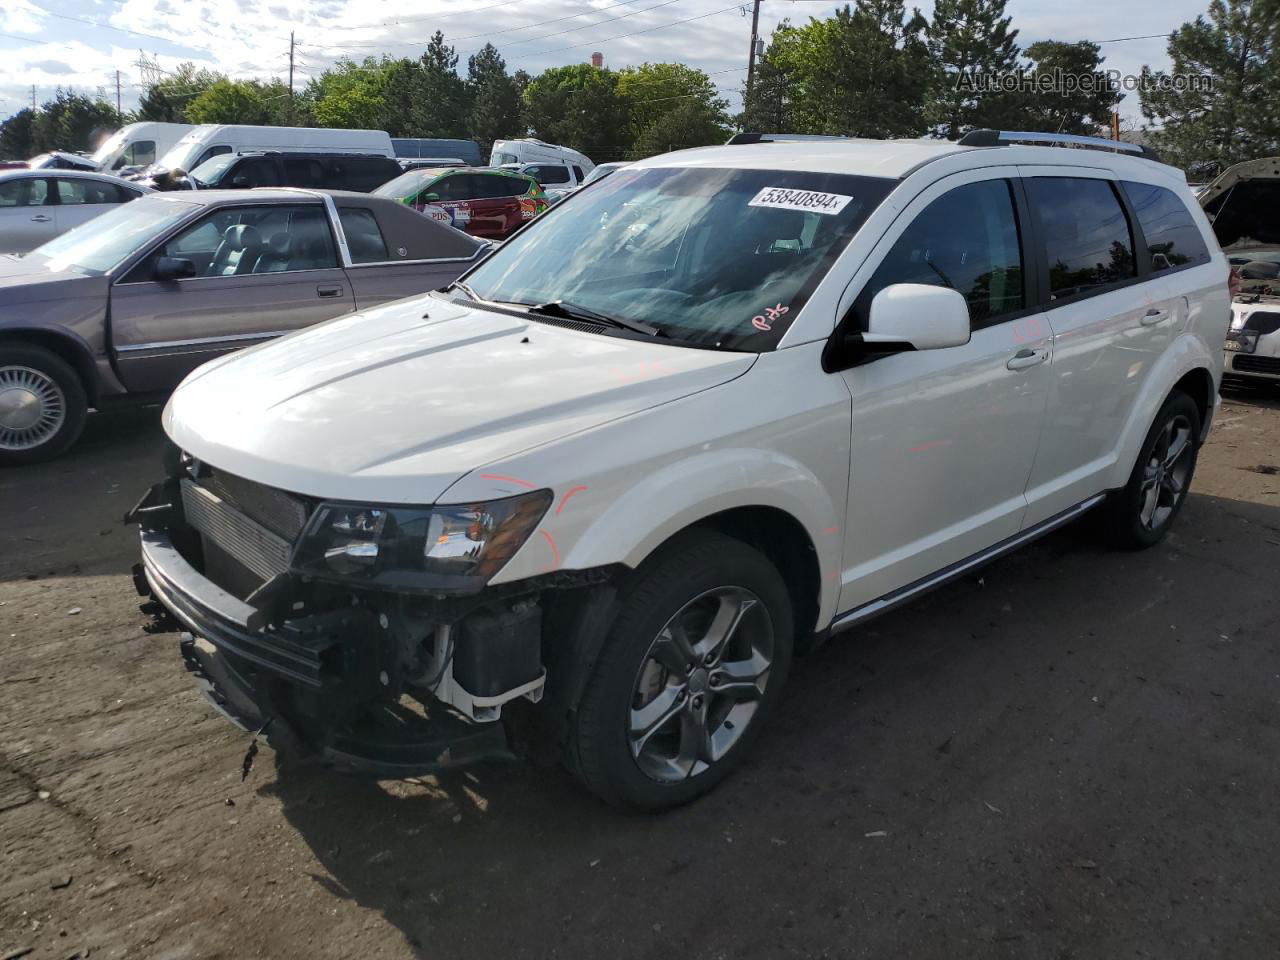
[[1006, 347, 1048, 371], [30, 214, 51, 223], [1141, 308, 1170, 326], [316, 285, 343, 298]]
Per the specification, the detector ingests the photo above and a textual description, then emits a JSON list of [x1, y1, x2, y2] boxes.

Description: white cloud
[[0, 0, 49, 34]]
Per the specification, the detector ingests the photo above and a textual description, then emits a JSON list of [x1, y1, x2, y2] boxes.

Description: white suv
[[131, 131, 1230, 810]]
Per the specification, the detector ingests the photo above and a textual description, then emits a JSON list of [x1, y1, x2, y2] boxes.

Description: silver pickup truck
[[0, 188, 487, 464]]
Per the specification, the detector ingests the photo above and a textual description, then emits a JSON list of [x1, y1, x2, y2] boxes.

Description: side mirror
[[865, 283, 972, 351], [230, 175, 250, 188], [421, 192, 440, 203], [154, 256, 196, 282]]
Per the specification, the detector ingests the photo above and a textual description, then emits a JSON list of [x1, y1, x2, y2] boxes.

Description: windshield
[[374, 169, 440, 203], [28, 196, 199, 275], [157, 140, 201, 173], [462, 166, 893, 349], [492, 151, 519, 166], [27, 154, 53, 169], [90, 134, 125, 166], [582, 164, 621, 186], [188, 153, 237, 187]]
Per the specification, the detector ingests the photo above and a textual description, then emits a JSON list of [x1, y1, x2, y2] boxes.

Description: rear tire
[[1103, 391, 1200, 550], [0, 344, 88, 466], [568, 529, 793, 811]]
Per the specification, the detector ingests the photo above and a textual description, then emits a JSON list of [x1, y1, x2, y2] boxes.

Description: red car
[[373, 167, 548, 240]]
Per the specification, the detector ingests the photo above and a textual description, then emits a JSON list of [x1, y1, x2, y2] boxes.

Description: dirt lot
[[2, 385, 1279, 960]]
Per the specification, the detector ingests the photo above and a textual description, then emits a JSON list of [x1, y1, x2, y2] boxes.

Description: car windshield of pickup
[[460, 165, 894, 349], [28, 196, 200, 276]]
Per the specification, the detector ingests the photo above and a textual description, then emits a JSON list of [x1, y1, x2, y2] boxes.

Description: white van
[[90, 122, 192, 172], [490, 138, 594, 174], [156, 125, 395, 174]]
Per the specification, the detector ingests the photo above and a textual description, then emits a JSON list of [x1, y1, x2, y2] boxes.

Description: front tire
[[1104, 390, 1200, 549], [0, 345, 88, 466], [568, 530, 794, 811]]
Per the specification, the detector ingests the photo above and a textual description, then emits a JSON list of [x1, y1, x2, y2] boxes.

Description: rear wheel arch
[[1170, 366, 1215, 439]]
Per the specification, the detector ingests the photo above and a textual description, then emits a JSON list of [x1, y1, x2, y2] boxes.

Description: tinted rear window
[[1122, 181, 1211, 272], [1026, 177, 1136, 299]]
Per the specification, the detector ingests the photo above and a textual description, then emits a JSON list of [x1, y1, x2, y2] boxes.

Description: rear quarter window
[[1122, 181, 1212, 272]]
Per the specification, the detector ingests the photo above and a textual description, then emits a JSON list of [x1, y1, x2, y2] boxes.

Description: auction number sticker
[[748, 186, 853, 216]]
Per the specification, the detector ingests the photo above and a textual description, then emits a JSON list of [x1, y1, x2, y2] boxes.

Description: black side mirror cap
[[154, 256, 196, 282]]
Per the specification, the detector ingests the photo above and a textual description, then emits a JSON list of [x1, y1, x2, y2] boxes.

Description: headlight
[[290, 490, 552, 594]]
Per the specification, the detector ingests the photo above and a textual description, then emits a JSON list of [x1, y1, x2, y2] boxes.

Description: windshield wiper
[[442, 279, 478, 300], [528, 300, 663, 337]]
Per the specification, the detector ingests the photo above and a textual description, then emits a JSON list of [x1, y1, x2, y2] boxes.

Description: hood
[[165, 296, 756, 504], [0, 257, 108, 305], [1200, 156, 1280, 250]]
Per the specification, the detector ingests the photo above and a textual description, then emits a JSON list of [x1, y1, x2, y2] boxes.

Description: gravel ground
[[2, 385, 1279, 960]]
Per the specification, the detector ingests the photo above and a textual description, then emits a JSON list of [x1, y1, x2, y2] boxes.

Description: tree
[[630, 98, 731, 158], [309, 57, 394, 130], [767, 1, 931, 138], [617, 62, 730, 155], [926, 0, 1022, 138], [523, 64, 630, 160], [31, 90, 119, 153], [741, 24, 797, 132], [418, 31, 469, 137], [185, 79, 275, 126], [1009, 41, 1123, 136], [136, 63, 225, 123], [466, 44, 524, 153], [0, 108, 37, 161], [1140, 0, 1280, 173]]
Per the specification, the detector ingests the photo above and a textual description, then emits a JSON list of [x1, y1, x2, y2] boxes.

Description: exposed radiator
[[181, 479, 293, 582]]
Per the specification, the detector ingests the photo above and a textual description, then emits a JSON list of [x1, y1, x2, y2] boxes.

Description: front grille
[[200, 468, 311, 541], [1232, 354, 1280, 375], [181, 480, 293, 582]]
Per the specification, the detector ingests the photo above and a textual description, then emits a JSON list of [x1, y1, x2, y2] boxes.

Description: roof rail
[[726, 132, 854, 145], [958, 129, 1163, 163]]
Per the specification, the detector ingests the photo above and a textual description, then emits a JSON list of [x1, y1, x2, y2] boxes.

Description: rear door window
[[338, 207, 389, 263], [284, 157, 325, 187], [1121, 181, 1211, 272], [858, 178, 1025, 328], [55, 178, 134, 205], [479, 174, 526, 198], [527, 164, 570, 185], [1026, 177, 1136, 299], [330, 158, 397, 192]]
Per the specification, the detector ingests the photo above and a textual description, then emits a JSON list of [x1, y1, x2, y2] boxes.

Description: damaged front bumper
[[127, 477, 574, 778]]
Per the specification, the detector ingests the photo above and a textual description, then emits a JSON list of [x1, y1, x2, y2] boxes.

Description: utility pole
[[31, 84, 36, 111], [115, 70, 122, 117], [288, 31, 296, 123], [744, 0, 762, 106]]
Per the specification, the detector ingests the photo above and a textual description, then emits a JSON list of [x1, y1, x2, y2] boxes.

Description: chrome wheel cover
[[1139, 413, 1194, 531], [628, 585, 774, 783], [0, 365, 66, 452]]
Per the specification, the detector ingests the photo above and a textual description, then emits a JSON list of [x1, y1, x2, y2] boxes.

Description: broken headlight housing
[[290, 490, 552, 594]]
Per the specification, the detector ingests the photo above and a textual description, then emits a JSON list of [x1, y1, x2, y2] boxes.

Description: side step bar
[[829, 494, 1107, 634]]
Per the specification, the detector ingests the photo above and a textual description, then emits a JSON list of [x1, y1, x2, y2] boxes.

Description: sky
[[0, 0, 1216, 131]]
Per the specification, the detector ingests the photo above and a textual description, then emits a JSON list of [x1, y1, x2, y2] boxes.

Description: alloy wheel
[[1139, 413, 1193, 531], [628, 586, 774, 783], [0, 365, 66, 452]]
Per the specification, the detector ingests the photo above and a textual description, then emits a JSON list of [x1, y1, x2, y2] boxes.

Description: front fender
[[1104, 330, 1220, 491]]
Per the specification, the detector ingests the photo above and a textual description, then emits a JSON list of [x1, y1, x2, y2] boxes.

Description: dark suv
[[150, 153, 401, 193]]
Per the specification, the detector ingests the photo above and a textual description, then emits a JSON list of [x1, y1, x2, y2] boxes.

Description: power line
[[28, 4, 210, 52], [512, 1, 743, 60], [387, 0, 546, 27], [327, 0, 683, 50]]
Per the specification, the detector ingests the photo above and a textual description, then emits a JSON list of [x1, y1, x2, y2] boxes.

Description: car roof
[[628, 137, 1173, 181], [0, 168, 137, 183]]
